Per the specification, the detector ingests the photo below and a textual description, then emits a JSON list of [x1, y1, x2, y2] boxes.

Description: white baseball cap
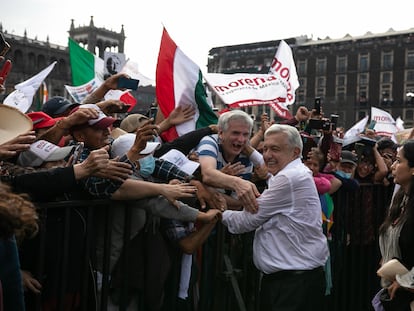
[[111, 133, 161, 157], [17, 140, 75, 167]]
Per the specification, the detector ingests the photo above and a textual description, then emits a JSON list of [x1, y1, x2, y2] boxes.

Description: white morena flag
[[204, 40, 299, 119], [371, 106, 399, 137], [204, 72, 292, 119], [4, 61, 57, 113], [343, 115, 369, 147], [269, 40, 300, 106]]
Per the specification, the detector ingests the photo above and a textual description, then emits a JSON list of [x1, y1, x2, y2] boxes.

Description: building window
[[407, 50, 414, 67], [336, 86, 346, 101], [382, 51, 393, 70], [359, 53, 369, 72], [380, 84, 392, 105], [297, 78, 306, 104], [358, 73, 369, 85], [317, 77, 326, 88], [298, 77, 306, 88], [336, 75, 346, 86], [406, 86, 414, 104], [28, 53, 36, 70], [246, 59, 255, 68], [404, 110, 414, 127], [337, 56, 347, 73], [381, 72, 392, 84], [264, 58, 272, 67], [316, 58, 326, 75], [407, 70, 414, 82], [297, 89, 306, 104], [297, 60, 307, 76], [230, 61, 238, 69], [316, 77, 326, 97], [37, 55, 46, 70], [358, 85, 369, 105]]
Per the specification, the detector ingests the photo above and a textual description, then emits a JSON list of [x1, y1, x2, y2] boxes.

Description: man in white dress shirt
[[221, 123, 329, 311]]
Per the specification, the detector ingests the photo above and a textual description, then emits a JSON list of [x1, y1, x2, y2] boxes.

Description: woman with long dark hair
[[378, 140, 414, 310]]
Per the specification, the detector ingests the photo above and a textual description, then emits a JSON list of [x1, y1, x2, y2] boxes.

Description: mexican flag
[[69, 38, 104, 86], [156, 27, 218, 142]]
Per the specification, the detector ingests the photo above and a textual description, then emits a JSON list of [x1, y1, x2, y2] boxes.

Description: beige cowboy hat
[[0, 104, 33, 145]]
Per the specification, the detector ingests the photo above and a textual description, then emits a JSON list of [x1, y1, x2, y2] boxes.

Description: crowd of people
[[1, 54, 414, 311]]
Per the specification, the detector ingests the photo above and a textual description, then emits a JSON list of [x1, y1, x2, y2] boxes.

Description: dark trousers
[[260, 266, 326, 311]]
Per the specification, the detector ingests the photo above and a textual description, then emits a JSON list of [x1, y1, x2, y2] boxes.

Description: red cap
[[27, 111, 61, 130]]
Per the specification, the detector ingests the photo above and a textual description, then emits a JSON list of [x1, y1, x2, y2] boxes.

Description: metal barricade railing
[[22, 183, 393, 311]]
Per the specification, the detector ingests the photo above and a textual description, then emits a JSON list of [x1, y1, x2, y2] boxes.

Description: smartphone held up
[[117, 77, 139, 90]]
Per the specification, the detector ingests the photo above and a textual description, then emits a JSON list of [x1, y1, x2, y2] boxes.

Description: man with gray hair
[[222, 123, 329, 311], [196, 109, 262, 212]]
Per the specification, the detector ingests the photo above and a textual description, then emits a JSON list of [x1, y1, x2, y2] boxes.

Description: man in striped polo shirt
[[196, 110, 261, 213]]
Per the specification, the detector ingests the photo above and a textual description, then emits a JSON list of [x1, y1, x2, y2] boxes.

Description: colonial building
[[207, 28, 414, 129], [0, 17, 155, 114]]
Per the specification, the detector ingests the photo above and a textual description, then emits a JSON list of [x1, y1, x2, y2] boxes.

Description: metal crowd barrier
[[22, 183, 393, 311]]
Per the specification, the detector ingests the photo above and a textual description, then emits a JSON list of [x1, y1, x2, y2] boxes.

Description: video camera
[[308, 114, 339, 131], [307, 97, 339, 131]]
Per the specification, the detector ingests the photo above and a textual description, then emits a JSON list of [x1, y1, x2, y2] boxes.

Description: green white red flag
[[69, 38, 104, 86], [156, 27, 218, 142]]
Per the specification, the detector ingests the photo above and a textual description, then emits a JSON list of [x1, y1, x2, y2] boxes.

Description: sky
[[2, 0, 414, 80]]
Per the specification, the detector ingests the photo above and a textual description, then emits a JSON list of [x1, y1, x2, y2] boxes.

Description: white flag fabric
[[121, 59, 155, 87], [4, 61, 57, 113], [65, 77, 103, 103], [343, 115, 369, 147], [396, 116, 405, 131], [204, 72, 293, 119], [269, 40, 300, 106], [204, 40, 299, 119], [371, 106, 399, 137]]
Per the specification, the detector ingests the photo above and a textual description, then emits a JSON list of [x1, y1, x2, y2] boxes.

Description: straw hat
[[0, 104, 33, 145]]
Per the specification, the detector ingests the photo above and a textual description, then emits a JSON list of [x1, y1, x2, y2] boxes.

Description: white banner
[[204, 72, 293, 119], [371, 106, 398, 137], [65, 77, 102, 103], [204, 40, 299, 119]]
